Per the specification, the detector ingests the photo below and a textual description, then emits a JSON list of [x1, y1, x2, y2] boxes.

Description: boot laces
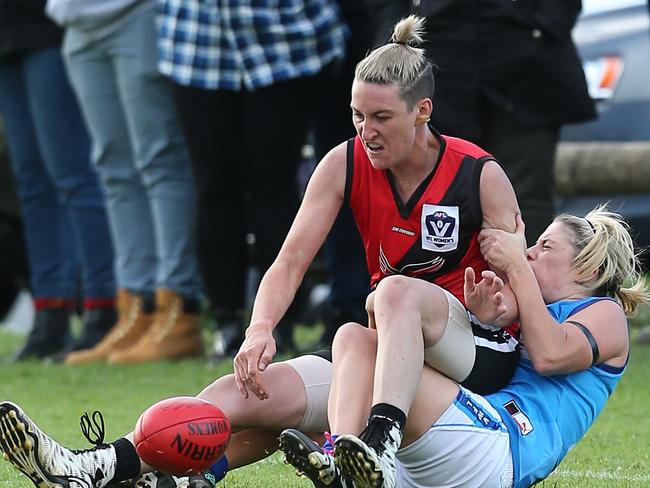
[[113, 299, 142, 341], [153, 298, 181, 342], [74, 411, 110, 454], [359, 415, 397, 456]]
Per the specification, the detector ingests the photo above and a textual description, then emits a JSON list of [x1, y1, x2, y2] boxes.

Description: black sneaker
[[279, 429, 350, 488], [335, 416, 402, 488], [12, 308, 72, 361], [0, 401, 117, 487], [210, 323, 243, 363]]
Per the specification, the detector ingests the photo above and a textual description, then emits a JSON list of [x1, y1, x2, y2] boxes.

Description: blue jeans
[[0, 47, 115, 300], [62, 5, 201, 298]]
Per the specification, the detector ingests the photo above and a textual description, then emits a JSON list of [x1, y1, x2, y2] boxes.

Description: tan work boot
[[65, 289, 154, 365], [108, 288, 203, 364]]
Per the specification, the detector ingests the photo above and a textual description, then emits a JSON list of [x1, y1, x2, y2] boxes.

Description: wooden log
[[555, 142, 650, 195]]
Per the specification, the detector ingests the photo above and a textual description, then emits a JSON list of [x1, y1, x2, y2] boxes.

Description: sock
[[33, 298, 75, 310], [322, 433, 338, 452], [83, 298, 115, 309], [369, 403, 407, 431], [208, 455, 229, 483], [111, 438, 141, 482]]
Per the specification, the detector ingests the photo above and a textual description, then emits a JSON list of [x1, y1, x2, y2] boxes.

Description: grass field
[[1, 313, 649, 487]]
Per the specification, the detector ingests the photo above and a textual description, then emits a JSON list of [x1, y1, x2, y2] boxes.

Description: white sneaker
[[334, 417, 402, 488], [128, 470, 215, 487], [129, 472, 183, 487], [0, 401, 117, 488]]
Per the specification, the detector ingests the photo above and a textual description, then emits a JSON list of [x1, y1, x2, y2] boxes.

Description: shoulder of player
[[441, 134, 492, 160], [567, 298, 627, 330], [305, 142, 348, 195]]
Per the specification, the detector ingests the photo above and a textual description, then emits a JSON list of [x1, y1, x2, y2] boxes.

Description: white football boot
[[335, 416, 402, 488], [128, 471, 215, 487], [0, 401, 117, 488]]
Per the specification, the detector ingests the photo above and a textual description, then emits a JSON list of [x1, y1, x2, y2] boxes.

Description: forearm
[[507, 265, 567, 370], [247, 260, 303, 334], [495, 282, 519, 328]]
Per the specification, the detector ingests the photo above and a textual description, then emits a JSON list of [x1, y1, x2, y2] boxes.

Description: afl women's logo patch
[[421, 204, 459, 252]]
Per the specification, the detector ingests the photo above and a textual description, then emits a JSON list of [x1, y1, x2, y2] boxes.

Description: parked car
[[559, 0, 650, 265]]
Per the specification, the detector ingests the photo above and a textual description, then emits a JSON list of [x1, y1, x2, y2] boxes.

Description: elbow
[[274, 252, 307, 283], [528, 353, 559, 376]]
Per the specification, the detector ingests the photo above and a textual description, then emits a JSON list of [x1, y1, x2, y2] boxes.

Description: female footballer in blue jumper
[[281, 205, 649, 488]]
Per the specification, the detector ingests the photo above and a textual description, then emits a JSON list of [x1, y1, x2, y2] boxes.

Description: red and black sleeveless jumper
[[344, 129, 518, 394]]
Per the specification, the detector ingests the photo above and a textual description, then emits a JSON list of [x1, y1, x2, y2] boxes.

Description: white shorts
[[285, 354, 332, 432], [396, 387, 513, 488]]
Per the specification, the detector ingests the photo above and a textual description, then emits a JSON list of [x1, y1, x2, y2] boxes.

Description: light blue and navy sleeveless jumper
[[487, 297, 626, 487]]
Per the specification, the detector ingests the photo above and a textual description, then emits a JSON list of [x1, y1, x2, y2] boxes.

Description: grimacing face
[[526, 222, 582, 303], [350, 80, 420, 170]]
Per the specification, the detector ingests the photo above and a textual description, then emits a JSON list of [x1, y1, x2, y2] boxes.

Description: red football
[[134, 396, 231, 475]]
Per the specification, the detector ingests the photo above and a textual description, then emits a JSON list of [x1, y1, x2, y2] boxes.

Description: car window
[[582, 0, 647, 16]]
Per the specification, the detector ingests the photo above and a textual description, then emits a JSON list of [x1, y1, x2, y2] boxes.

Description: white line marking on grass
[[551, 469, 650, 483]]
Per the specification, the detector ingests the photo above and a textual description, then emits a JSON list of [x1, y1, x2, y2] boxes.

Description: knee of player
[[375, 275, 417, 309], [333, 323, 376, 357], [195, 375, 244, 424]]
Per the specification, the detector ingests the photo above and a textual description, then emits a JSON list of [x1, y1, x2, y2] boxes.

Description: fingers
[[464, 267, 476, 292], [236, 349, 267, 401], [233, 354, 249, 399], [464, 267, 477, 304], [465, 266, 476, 284], [258, 349, 273, 373], [479, 270, 503, 294], [234, 346, 268, 400], [480, 270, 496, 280], [247, 350, 270, 400], [479, 238, 493, 262], [247, 375, 268, 400], [489, 275, 504, 295], [478, 228, 491, 243]]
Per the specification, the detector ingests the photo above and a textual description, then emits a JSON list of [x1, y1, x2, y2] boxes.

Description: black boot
[[68, 307, 118, 352], [210, 321, 244, 363], [12, 308, 72, 361]]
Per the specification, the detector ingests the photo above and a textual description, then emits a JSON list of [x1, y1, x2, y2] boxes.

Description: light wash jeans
[[0, 47, 115, 300], [62, 4, 201, 298]]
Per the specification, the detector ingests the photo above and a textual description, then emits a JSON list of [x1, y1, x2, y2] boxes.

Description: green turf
[[0, 319, 649, 487]]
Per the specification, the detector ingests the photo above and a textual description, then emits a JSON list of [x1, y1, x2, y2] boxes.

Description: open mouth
[[364, 141, 384, 153]]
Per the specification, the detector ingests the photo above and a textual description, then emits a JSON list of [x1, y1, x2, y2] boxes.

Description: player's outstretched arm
[[234, 143, 348, 399]]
